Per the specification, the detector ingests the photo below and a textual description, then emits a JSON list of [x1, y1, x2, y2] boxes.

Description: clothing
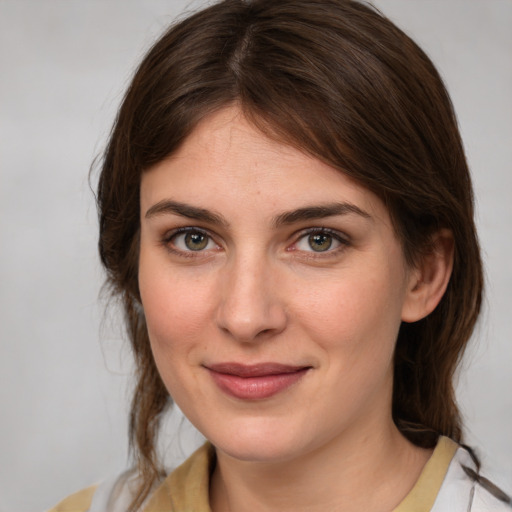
[[49, 437, 511, 512]]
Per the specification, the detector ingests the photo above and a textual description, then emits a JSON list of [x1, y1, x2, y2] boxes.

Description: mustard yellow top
[[49, 436, 458, 512]]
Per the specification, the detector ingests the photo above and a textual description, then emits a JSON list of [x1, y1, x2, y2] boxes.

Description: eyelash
[[161, 227, 220, 258], [290, 228, 350, 257], [161, 227, 350, 258]]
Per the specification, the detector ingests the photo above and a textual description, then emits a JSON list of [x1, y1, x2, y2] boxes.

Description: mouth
[[204, 362, 311, 400]]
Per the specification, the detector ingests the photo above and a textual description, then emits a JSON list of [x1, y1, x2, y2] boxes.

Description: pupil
[[309, 233, 332, 252], [185, 232, 207, 251]]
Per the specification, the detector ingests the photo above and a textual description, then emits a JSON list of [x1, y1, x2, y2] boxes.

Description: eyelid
[[162, 226, 221, 255], [160, 225, 350, 258], [289, 227, 350, 253]]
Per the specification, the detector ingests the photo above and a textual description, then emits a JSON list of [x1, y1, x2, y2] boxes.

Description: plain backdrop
[[0, 1, 511, 511]]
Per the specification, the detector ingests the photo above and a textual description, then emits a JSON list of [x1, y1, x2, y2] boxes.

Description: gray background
[[0, 1, 510, 511]]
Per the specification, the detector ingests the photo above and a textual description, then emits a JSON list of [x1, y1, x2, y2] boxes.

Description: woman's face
[[138, 106, 418, 463]]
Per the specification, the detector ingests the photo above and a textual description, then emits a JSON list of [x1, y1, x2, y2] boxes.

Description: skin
[[138, 106, 453, 512]]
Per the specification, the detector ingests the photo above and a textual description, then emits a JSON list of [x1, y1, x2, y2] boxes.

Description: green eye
[[294, 230, 345, 254], [308, 233, 333, 252], [168, 229, 216, 253], [184, 231, 209, 251]]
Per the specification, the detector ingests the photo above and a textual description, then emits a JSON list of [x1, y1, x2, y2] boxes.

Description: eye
[[294, 229, 346, 253], [166, 228, 218, 252]]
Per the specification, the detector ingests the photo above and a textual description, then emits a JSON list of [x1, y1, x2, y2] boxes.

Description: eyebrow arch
[[145, 199, 371, 228], [273, 202, 372, 227], [145, 200, 229, 227]]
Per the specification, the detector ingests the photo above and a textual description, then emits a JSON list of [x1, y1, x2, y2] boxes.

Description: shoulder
[[471, 470, 512, 511], [47, 470, 139, 512], [433, 444, 512, 511], [47, 485, 97, 512], [47, 444, 212, 512], [473, 485, 512, 511]]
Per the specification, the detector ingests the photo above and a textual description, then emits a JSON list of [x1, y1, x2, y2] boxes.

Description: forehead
[[140, 106, 390, 226]]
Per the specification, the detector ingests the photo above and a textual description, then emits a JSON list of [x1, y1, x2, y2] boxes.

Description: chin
[[206, 417, 314, 464], [217, 439, 301, 464]]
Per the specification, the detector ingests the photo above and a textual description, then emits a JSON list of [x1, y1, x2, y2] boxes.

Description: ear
[[401, 229, 454, 323]]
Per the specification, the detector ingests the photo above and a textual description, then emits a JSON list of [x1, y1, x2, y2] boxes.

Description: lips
[[205, 362, 311, 400]]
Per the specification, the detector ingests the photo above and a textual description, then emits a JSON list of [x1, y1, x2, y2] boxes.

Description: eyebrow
[[145, 200, 229, 227], [272, 202, 372, 227], [144, 199, 371, 227]]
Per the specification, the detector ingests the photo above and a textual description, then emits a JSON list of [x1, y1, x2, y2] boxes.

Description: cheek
[[291, 262, 406, 363], [138, 253, 216, 363], [139, 267, 219, 407]]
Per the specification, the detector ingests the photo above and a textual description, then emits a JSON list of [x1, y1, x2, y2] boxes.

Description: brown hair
[[97, 0, 483, 507]]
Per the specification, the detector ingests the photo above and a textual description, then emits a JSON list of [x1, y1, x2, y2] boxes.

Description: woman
[[50, 0, 510, 510]]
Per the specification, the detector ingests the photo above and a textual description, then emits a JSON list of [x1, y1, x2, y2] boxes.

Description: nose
[[215, 254, 287, 342]]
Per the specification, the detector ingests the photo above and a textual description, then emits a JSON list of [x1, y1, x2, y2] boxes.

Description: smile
[[205, 363, 311, 400]]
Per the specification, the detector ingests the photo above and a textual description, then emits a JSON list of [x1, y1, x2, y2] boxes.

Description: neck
[[210, 420, 432, 512]]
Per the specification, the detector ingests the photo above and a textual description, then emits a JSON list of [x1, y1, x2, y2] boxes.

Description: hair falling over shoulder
[[96, 0, 483, 508]]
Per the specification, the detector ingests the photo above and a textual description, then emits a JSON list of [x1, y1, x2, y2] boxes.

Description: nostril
[[215, 307, 287, 342], [215, 268, 288, 341]]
